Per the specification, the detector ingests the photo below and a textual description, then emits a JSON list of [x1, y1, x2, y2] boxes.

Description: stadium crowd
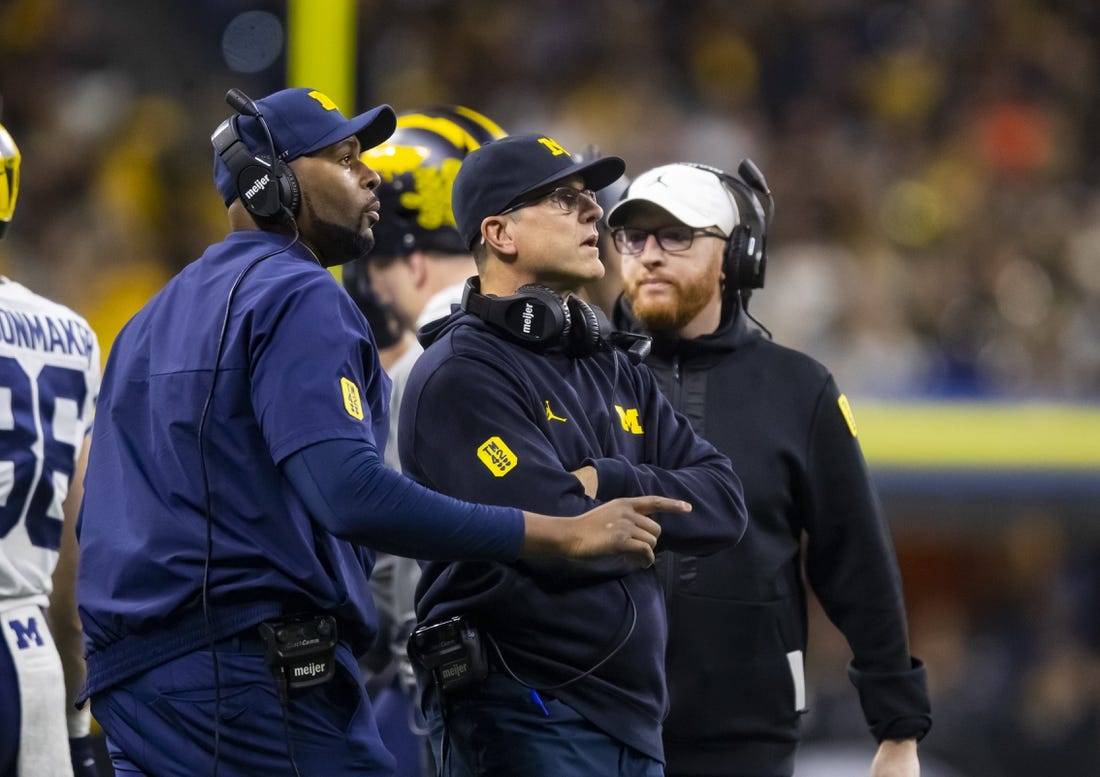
[[3, 0, 1100, 399], [2, 1, 1099, 776]]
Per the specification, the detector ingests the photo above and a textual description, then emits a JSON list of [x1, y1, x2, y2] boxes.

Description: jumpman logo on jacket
[[544, 400, 568, 423]]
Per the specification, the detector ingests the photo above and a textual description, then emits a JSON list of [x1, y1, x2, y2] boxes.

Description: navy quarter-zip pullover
[[399, 309, 747, 763]]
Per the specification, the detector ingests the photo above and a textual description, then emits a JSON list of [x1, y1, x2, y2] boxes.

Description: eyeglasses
[[611, 225, 726, 255], [500, 186, 599, 216]]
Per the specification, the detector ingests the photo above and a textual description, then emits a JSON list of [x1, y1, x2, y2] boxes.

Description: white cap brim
[[606, 163, 737, 234]]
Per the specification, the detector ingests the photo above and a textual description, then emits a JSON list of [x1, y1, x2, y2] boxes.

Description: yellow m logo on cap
[[308, 90, 339, 111], [537, 137, 569, 157]]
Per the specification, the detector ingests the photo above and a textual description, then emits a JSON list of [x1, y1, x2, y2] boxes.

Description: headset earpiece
[[462, 277, 652, 362], [212, 113, 300, 223], [724, 223, 760, 289], [461, 278, 570, 347], [567, 296, 603, 356], [721, 184, 766, 290], [681, 161, 769, 291], [273, 158, 300, 219]]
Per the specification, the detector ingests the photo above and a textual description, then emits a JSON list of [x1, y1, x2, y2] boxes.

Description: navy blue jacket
[[399, 309, 747, 763], [616, 299, 931, 776], [77, 233, 524, 701]]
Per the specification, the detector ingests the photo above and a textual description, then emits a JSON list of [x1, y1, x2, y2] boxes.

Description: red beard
[[625, 262, 723, 334]]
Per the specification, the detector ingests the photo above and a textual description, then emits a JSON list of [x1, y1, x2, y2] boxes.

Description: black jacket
[[615, 298, 931, 776], [401, 309, 747, 763]]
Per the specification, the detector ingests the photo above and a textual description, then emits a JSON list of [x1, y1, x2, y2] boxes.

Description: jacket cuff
[[848, 657, 933, 742], [586, 456, 632, 501]]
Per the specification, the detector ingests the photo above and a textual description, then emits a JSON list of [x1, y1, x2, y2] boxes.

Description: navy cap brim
[[508, 155, 626, 207], [301, 104, 397, 158]]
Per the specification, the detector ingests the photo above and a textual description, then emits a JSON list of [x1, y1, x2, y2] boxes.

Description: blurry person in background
[[0, 120, 103, 776], [610, 161, 932, 777], [341, 104, 507, 777], [572, 145, 630, 313]]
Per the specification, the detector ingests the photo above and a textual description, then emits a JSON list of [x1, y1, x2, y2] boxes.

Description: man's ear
[[482, 216, 518, 259], [407, 250, 430, 288]]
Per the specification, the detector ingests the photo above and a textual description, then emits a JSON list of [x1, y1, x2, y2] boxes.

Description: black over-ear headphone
[[461, 277, 604, 356], [211, 88, 300, 223], [682, 160, 774, 290]]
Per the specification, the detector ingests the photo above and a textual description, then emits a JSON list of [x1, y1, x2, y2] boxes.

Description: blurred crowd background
[[2, 1, 1099, 774]]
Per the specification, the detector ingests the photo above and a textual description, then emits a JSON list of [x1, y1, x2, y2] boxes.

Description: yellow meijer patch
[[614, 406, 644, 435], [537, 137, 569, 156], [478, 436, 517, 477], [308, 90, 339, 111], [341, 377, 364, 420], [838, 394, 858, 437]]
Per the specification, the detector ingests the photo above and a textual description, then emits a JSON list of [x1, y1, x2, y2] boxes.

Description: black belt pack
[[410, 615, 489, 695], [258, 614, 338, 692]]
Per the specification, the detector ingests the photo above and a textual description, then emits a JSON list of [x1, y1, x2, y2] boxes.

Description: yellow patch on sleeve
[[837, 394, 858, 437], [341, 377, 364, 420], [478, 436, 517, 477]]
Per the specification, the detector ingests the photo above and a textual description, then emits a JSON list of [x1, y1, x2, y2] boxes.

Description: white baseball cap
[[606, 163, 738, 235]]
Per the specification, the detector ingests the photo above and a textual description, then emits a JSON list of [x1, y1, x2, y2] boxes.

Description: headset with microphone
[[211, 88, 301, 224], [681, 159, 774, 292]]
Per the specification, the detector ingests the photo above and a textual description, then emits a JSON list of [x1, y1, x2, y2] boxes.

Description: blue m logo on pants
[[6, 616, 44, 649]]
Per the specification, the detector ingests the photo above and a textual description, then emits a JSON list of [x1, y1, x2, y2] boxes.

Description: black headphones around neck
[[211, 89, 300, 223], [461, 277, 653, 363], [461, 278, 604, 356], [681, 160, 773, 290]]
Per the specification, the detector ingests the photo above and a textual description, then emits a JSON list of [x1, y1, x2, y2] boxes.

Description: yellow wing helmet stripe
[[358, 107, 507, 233], [395, 114, 484, 154], [396, 108, 506, 154], [450, 105, 507, 142], [359, 145, 462, 230], [363, 106, 506, 176]]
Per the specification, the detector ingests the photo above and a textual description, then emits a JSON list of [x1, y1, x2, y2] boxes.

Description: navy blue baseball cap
[[213, 87, 397, 205], [452, 133, 626, 248]]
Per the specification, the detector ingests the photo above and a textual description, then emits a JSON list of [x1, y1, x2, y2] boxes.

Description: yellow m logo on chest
[[614, 405, 644, 435]]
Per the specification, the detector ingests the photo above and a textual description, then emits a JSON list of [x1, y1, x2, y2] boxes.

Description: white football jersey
[[0, 277, 100, 607]]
